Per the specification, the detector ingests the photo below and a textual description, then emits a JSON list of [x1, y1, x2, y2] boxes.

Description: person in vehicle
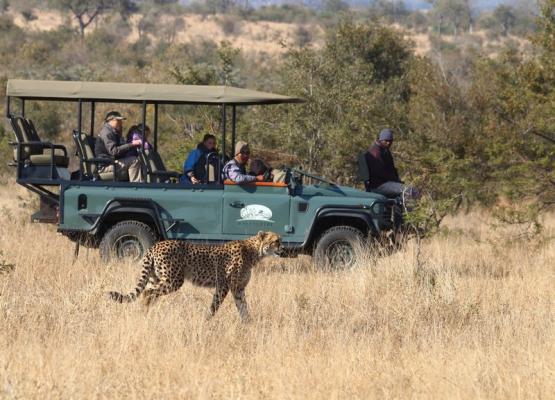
[[363, 128, 418, 200], [181, 134, 217, 184], [95, 111, 144, 182], [125, 124, 152, 157], [249, 159, 287, 183], [223, 141, 264, 184]]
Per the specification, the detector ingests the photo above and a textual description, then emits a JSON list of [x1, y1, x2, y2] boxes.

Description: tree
[[323, 0, 349, 14], [254, 20, 413, 180], [493, 5, 516, 36], [430, 0, 472, 36], [49, 0, 137, 37], [0, 0, 9, 14]]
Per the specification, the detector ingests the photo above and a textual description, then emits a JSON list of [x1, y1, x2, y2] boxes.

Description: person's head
[[377, 128, 394, 149], [127, 124, 150, 142], [202, 134, 217, 151], [105, 111, 126, 133], [250, 159, 268, 176], [136, 123, 151, 138], [234, 141, 250, 165]]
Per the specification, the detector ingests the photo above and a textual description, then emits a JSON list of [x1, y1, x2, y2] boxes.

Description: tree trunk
[[78, 17, 86, 38]]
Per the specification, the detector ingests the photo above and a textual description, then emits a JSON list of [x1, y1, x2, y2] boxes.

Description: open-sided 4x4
[[6, 79, 402, 268]]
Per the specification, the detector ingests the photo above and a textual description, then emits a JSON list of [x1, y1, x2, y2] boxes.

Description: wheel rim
[[113, 234, 144, 262], [325, 239, 356, 268]]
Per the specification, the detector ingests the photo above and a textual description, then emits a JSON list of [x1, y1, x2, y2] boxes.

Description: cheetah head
[[254, 231, 282, 258]]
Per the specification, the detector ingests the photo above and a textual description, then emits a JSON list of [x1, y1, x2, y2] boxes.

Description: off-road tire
[[99, 221, 156, 264], [313, 225, 364, 270]]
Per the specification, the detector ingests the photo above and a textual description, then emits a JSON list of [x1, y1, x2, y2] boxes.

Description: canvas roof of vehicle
[[6, 79, 304, 105]]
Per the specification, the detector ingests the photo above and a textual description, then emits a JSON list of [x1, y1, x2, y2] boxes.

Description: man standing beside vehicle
[[361, 128, 418, 200], [95, 111, 144, 182], [223, 141, 264, 183]]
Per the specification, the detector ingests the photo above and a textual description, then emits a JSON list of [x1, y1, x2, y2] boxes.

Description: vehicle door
[[222, 182, 291, 236], [153, 184, 224, 239]]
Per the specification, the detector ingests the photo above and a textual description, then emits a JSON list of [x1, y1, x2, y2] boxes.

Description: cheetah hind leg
[[206, 284, 229, 320]]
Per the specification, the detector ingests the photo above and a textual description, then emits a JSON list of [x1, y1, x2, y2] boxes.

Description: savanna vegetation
[[0, 1, 553, 398], [0, 0, 553, 230]]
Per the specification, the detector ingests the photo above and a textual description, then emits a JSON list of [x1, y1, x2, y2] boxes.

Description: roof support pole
[[231, 105, 236, 156], [6, 96, 10, 117], [221, 104, 227, 159], [90, 102, 95, 135], [78, 99, 83, 180], [153, 103, 158, 152], [77, 99, 83, 133]]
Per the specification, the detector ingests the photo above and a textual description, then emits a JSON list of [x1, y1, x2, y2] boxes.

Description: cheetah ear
[[257, 231, 267, 238]]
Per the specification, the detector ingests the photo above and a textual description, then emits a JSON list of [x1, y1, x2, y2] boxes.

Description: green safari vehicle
[[5, 79, 402, 268]]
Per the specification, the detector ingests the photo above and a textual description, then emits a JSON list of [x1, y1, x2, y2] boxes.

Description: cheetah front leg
[[232, 288, 251, 323], [207, 283, 229, 320]]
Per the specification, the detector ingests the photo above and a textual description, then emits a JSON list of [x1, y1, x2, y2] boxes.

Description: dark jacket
[[95, 123, 133, 160], [364, 142, 401, 190]]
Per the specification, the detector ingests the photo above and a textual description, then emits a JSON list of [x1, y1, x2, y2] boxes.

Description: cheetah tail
[[108, 252, 155, 303]]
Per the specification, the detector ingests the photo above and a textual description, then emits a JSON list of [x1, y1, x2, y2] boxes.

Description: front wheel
[[313, 226, 364, 269], [99, 221, 156, 264]]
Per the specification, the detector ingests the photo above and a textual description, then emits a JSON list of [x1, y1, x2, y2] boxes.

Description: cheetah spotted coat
[[108, 231, 282, 321]]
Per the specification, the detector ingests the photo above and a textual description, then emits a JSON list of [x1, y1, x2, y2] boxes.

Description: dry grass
[[0, 180, 553, 399]]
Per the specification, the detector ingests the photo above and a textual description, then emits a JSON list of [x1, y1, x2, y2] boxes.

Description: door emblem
[[239, 204, 274, 222]]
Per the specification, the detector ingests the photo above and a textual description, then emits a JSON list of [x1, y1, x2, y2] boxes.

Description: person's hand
[[132, 139, 142, 147], [256, 175, 265, 181], [191, 176, 200, 184]]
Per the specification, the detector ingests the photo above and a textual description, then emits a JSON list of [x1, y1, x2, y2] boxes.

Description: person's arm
[[184, 150, 200, 174], [103, 131, 133, 157], [225, 162, 257, 183]]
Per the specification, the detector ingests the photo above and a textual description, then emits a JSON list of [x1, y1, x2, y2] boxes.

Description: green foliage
[[429, 0, 472, 36], [0, 1, 552, 229], [493, 5, 516, 36], [254, 20, 412, 181]]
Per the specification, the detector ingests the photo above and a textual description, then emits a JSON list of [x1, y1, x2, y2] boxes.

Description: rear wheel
[[99, 221, 156, 264], [313, 226, 364, 269]]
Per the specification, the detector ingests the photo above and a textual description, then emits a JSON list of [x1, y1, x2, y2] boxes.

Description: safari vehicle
[[5, 79, 402, 268]]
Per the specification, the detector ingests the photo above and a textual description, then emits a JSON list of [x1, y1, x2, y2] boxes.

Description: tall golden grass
[[0, 179, 553, 399]]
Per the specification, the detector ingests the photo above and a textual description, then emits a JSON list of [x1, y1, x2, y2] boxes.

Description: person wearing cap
[[223, 141, 264, 184], [363, 128, 418, 199], [95, 111, 144, 182]]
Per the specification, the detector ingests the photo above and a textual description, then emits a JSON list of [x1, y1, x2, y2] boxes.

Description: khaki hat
[[235, 141, 249, 155], [105, 111, 126, 122]]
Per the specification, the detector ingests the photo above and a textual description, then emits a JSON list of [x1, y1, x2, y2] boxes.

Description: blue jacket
[[181, 143, 212, 184]]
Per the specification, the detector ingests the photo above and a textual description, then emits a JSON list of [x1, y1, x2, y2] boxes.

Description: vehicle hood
[[299, 184, 386, 201]]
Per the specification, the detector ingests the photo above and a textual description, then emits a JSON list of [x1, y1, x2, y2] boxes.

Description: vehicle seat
[[205, 152, 221, 184], [9, 115, 69, 167], [72, 130, 118, 181], [139, 149, 180, 183]]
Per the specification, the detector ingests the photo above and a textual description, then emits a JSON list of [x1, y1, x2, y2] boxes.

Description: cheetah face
[[255, 231, 283, 258]]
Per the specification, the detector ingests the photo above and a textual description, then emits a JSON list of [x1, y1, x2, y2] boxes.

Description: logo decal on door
[[239, 204, 274, 222]]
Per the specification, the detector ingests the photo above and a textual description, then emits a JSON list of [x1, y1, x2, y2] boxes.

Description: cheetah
[[108, 231, 282, 321]]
